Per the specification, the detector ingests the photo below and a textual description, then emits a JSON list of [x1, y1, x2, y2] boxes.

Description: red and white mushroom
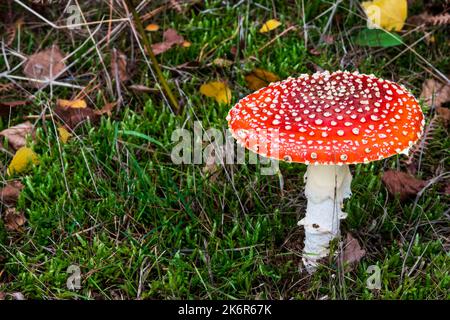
[[227, 70, 424, 271]]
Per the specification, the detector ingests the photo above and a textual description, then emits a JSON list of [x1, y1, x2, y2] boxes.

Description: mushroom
[[227, 70, 424, 272]]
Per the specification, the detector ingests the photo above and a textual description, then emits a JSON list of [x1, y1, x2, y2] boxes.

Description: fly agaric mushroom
[[227, 70, 424, 272]]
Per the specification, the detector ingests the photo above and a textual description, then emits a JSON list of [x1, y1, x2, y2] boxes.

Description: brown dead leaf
[[420, 79, 450, 108], [0, 99, 28, 117], [151, 28, 185, 55], [244, 68, 280, 91], [382, 170, 427, 201], [0, 100, 28, 108], [436, 106, 450, 127], [3, 208, 26, 231], [322, 34, 335, 44], [55, 105, 100, 130], [0, 181, 24, 206], [0, 121, 34, 150], [111, 49, 129, 83], [23, 45, 66, 88], [94, 102, 117, 116], [342, 233, 366, 270], [445, 183, 450, 195]]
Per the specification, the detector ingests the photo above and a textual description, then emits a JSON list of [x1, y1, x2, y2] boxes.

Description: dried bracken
[[408, 12, 450, 26], [382, 170, 427, 201], [403, 115, 440, 174]]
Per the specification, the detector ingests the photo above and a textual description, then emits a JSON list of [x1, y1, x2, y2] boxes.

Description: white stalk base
[[298, 164, 352, 273]]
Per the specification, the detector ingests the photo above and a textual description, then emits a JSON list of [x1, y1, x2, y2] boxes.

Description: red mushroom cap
[[227, 71, 424, 165]]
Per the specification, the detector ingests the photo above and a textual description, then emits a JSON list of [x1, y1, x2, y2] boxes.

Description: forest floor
[[0, 0, 448, 299]]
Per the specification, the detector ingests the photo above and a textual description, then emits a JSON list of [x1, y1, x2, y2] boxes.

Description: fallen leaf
[[244, 68, 280, 91], [354, 28, 403, 47], [420, 79, 450, 108], [23, 45, 66, 88], [3, 208, 26, 231], [361, 0, 407, 31], [0, 83, 15, 93], [259, 19, 281, 33], [57, 126, 72, 143], [0, 181, 24, 206], [55, 104, 100, 130], [0, 121, 34, 150], [322, 34, 335, 44], [382, 170, 427, 201], [151, 28, 185, 55], [0, 100, 28, 108], [308, 47, 322, 56], [182, 41, 192, 48], [342, 233, 366, 270], [145, 23, 159, 31], [0, 100, 28, 117], [57, 98, 87, 109], [7, 147, 39, 175], [436, 107, 450, 127], [200, 81, 231, 104], [111, 49, 129, 83], [94, 102, 117, 116]]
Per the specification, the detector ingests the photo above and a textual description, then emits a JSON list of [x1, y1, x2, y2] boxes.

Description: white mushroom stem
[[298, 164, 352, 273]]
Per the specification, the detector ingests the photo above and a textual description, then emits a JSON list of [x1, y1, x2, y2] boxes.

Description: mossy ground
[[0, 0, 448, 299]]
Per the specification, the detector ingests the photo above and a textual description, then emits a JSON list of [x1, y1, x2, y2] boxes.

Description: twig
[[124, 0, 181, 114], [258, 25, 297, 53]]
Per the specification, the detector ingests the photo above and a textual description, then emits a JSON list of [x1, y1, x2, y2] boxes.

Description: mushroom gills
[[298, 164, 352, 272]]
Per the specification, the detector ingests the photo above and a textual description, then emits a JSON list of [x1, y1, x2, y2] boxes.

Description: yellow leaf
[[200, 82, 232, 104], [182, 41, 192, 48], [361, 0, 407, 31], [57, 99, 87, 109], [245, 68, 280, 91], [259, 19, 281, 33], [145, 24, 159, 32], [7, 147, 39, 175], [58, 126, 72, 143]]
